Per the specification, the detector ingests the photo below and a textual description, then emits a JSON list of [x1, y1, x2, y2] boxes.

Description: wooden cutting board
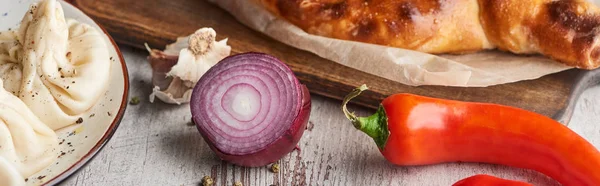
[[66, 0, 600, 123]]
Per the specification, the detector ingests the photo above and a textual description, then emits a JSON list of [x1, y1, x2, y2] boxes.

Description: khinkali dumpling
[[0, 79, 59, 186], [0, 30, 21, 95], [0, 157, 25, 186], [16, 0, 111, 130]]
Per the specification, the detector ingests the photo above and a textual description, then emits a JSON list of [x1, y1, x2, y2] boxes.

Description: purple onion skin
[[192, 53, 312, 167], [147, 49, 178, 89]]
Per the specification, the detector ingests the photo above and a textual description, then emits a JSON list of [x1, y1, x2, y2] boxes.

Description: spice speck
[[270, 163, 280, 173], [130, 96, 140, 105], [76, 117, 83, 124], [201, 176, 214, 186]]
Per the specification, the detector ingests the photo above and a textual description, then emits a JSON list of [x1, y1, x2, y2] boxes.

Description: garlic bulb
[[148, 28, 231, 104]]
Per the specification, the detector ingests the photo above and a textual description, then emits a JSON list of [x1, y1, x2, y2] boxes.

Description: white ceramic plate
[[0, 0, 129, 185]]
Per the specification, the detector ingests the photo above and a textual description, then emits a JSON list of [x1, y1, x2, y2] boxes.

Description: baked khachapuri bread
[[256, 0, 600, 69]]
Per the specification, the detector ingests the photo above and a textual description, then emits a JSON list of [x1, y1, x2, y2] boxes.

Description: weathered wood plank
[[60, 47, 600, 186]]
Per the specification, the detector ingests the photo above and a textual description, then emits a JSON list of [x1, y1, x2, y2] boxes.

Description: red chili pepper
[[342, 85, 600, 186], [452, 175, 532, 186]]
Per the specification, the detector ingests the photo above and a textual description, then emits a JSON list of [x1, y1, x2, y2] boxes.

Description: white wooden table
[[61, 46, 600, 186]]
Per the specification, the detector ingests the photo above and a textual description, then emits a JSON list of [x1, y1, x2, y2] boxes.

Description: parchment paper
[[207, 0, 574, 87]]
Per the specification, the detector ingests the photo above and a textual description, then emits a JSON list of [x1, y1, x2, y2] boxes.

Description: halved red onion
[[191, 52, 311, 167]]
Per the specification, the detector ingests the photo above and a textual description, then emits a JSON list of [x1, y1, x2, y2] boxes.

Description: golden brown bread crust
[[480, 0, 600, 69], [257, 0, 600, 69]]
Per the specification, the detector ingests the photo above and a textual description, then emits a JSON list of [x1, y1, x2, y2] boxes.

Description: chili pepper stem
[[342, 84, 390, 149]]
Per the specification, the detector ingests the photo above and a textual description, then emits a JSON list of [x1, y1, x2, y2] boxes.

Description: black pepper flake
[[58, 67, 62, 71], [85, 136, 88, 138], [24, 178, 28, 182], [36, 175, 45, 180], [72, 81, 75, 83], [66, 86, 69, 89], [107, 112, 112, 116], [109, 57, 113, 60], [61, 75, 65, 78], [89, 113, 95, 118], [59, 139, 65, 145], [58, 151, 66, 158], [76, 117, 83, 124]]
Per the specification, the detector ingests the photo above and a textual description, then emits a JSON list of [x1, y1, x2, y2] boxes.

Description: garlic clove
[[167, 28, 231, 85], [148, 28, 231, 104]]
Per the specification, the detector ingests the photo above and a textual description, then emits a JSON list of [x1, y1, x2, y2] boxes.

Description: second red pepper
[[342, 85, 600, 186], [452, 175, 532, 186]]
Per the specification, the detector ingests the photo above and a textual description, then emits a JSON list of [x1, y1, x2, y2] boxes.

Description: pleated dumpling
[[0, 79, 59, 186], [0, 157, 25, 186], [17, 0, 111, 130], [0, 30, 21, 95]]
